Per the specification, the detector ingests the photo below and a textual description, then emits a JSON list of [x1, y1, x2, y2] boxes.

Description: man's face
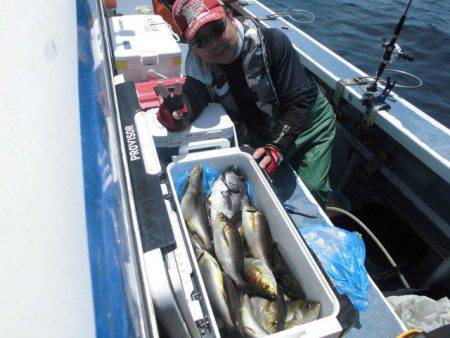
[[190, 17, 238, 65]]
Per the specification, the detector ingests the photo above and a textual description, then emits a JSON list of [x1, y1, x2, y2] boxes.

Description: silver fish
[[223, 273, 244, 337], [272, 248, 305, 300], [190, 233, 205, 254], [181, 164, 213, 251], [207, 165, 248, 229], [242, 204, 273, 268], [244, 257, 278, 299], [239, 294, 269, 337], [197, 249, 236, 333], [284, 300, 321, 329], [250, 295, 287, 333], [213, 213, 246, 289]]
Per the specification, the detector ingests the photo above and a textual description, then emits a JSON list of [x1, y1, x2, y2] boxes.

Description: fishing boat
[[3, 0, 448, 337]]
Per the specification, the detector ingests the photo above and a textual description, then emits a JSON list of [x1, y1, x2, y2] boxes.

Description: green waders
[[247, 91, 336, 207]]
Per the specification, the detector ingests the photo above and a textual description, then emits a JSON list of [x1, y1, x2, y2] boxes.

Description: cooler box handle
[[178, 138, 230, 156], [141, 54, 158, 66]]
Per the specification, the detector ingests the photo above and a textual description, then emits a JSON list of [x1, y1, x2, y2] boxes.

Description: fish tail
[[237, 289, 247, 307]]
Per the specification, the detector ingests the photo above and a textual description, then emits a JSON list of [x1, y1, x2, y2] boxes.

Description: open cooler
[[165, 145, 344, 338]]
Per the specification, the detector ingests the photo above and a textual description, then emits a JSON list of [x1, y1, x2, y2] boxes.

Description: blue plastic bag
[[299, 224, 370, 312], [174, 164, 253, 201]]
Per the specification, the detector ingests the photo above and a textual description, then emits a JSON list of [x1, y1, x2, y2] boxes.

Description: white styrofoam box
[[166, 147, 343, 338], [135, 103, 236, 148], [109, 15, 181, 82]]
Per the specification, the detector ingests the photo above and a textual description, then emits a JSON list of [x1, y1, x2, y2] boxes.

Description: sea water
[[262, 0, 450, 127]]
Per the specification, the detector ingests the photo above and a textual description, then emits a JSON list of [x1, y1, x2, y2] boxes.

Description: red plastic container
[[135, 77, 186, 110]]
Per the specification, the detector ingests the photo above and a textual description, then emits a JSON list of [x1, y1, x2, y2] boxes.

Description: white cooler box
[[109, 14, 181, 82], [135, 103, 237, 149], [165, 146, 344, 338]]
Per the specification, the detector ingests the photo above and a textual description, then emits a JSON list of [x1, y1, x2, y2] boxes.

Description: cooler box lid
[[141, 104, 235, 148], [109, 15, 181, 61]]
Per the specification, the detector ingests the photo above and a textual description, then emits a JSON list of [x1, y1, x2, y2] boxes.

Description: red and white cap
[[172, 0, 225, 41]]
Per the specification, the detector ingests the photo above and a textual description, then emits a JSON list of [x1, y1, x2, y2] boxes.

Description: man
[[156, 0, 336, 206]]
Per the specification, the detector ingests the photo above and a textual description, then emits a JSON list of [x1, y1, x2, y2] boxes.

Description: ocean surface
[[261, 0, 450, 127]]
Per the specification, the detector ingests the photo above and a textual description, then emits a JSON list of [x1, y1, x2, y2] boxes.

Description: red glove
[[156, 81, 190, 131], [253, 145, 283, 176]]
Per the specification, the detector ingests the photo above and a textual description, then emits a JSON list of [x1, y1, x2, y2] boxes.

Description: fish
[[181, 164, 213, 252], [250, 294, 287, 333], [272, 248, 305, 300], [197, 248, 236, 333], [284, 300, 321, 329], [223, 273, 244, 337], [244, 257, 278, 299], [207, 165, 248, 229], [242, 204, 273, 268], [213, 212, 246, 288], [239, 294, 269, 337], [190, 233, 205, 254]]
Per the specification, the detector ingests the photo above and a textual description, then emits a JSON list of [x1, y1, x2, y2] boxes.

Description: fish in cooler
[[284, 300, 321, 329], [181, 163, 322, 337], [195, 243, 237, 335], [272, 247, 305, 300], [244, 257, 278, 299], [250, 295, 287, 333], [213, 212, 246, 289], [207, 165, 249, 228], [239, 294, 269, 337], [242, 204, 273, 268], [181, 164, 213, 251]]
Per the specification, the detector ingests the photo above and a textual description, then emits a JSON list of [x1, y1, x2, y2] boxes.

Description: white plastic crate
[[166, 146, 343, 338], [135, 103, 236, 148], [109, 15, 181, 82]]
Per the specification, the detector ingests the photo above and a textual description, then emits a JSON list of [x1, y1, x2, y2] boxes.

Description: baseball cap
[[172, 0, 225, 41]]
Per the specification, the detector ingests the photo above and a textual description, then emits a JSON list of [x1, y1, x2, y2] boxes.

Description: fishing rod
[[367, 0, 415, 92]]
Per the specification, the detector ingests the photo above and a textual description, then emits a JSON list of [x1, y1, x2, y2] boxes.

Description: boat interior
[[83, 0, 450, 336]]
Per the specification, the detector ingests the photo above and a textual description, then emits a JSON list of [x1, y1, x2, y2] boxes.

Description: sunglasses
[[191, 19, 226, 49]]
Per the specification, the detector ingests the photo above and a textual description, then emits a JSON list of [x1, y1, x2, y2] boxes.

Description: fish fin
[[238, 291, 249, 307]]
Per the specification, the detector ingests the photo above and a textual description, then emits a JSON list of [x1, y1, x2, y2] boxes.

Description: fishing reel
[[382, 40, 415, 64]]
